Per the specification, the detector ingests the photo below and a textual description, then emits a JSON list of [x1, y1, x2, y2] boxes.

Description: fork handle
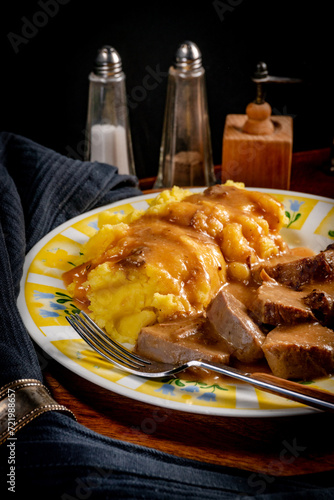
[[249, 372, 334, 413], [195, 361, 334, 413]]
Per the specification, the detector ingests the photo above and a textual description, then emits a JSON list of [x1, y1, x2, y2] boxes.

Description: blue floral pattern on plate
[[155, 378, 228, 403], [285, 199, 304, 228], [34, 290, 80, 318]]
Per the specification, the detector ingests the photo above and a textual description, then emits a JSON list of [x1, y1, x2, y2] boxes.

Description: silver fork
[[66, 311, 334, 414]]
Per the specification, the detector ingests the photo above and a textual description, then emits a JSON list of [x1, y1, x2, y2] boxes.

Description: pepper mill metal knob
[[154, 41, 216, 188], [85, 45, 136, 176]]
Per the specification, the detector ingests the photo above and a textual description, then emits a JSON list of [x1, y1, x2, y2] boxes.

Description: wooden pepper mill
[[222, 62, 301, 189]]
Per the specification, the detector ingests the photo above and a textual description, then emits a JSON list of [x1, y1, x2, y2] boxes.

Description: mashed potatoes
[[64, 183, 288, 344]]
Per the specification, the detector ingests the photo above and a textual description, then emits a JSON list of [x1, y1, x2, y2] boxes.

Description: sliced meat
[[206, 290, 265, 363], [262, 322, 334, 380], [135, 316, 230, 365], [252, 244, 334, 290], [251, 253, 303, 285], [303, 288, 334, 328], [249, 282, 316, 325]]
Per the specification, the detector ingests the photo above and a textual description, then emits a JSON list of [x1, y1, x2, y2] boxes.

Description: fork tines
[[66, 311, 151, 369]]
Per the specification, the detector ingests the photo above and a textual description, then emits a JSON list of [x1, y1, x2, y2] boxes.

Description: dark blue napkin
[[0, 131, 333, 498], [0, 131, 141, 386]]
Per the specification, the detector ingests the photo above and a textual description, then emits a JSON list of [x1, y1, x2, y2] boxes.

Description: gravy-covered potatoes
[[63, 183, 288, 344]]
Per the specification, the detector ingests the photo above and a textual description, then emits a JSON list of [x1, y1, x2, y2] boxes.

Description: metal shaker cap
[[174, 41, 202, 70], [94, 45, 122, 77]]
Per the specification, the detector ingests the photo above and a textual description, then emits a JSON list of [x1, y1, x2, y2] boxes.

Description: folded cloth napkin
[[0, 131, 333, 499]]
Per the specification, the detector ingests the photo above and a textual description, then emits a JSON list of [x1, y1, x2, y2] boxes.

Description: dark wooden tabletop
[[43, 148, 334, 477]]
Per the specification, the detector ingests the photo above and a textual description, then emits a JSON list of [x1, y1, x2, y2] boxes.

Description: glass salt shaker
[[85, 45, 136, 176], [154, 41, 216, 188]]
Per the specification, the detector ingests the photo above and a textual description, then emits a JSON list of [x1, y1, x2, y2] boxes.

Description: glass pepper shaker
[[85, 45, 136, 176], [154, 41, 216, 188]]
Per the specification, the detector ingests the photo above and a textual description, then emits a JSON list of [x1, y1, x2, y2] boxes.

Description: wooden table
[[43, 148, 334, 477]]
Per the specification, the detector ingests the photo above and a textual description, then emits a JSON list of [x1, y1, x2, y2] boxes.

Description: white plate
[[17, 188, 334, 417]]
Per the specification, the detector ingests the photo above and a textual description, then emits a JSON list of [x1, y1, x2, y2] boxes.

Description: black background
[[1, 0, 333, 180]]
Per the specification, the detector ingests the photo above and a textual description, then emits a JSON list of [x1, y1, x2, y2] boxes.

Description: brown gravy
[[63, 185, 288, 312]]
